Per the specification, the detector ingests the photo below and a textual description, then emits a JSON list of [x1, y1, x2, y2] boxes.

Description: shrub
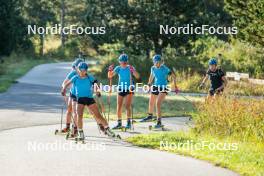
[[226, 81, 264, 96], [193, 97, 264, 142]]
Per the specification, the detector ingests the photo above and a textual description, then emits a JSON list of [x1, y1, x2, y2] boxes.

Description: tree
[[82, 0, 232, 58], [225, 0, 264, 46], [24, 0, 57, 55], [0, 0, 31, 56]]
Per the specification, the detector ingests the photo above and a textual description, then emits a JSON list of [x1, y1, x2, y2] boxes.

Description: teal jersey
[[66, 70, 77, 95], [114, 65, 134, 90], [151, 65, 171, 86], [70, 75, 96, 98]]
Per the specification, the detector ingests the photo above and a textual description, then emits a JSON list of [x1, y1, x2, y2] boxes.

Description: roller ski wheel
[[74, 130, 85, 144], [110, 134, 121, 140], [66, 133, 76, 140], [54, 129, 59, 135], [75, 137, 85, 144], [105, 129, 122, 140], [116, 134, 122, 139], [54, 129, 68, 135], [66, 133, 70, 140]]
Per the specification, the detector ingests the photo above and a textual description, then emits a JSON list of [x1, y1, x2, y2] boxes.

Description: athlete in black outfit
[[200, 58, 227, 98]]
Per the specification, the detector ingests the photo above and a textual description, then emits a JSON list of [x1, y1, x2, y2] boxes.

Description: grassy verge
[[0, 54, 57, 93], [176, 72, 264, 96], [127, 97, 264, 176], [127, 131, 264, 176], [84, 93, 199, 119]]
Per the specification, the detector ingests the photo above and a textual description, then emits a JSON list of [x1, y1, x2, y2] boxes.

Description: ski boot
[[55, 127, 70, 135], [66, 127, 78, 140], [105, 127, 121, 139], [75, 130, 85, 144], [112, 123, 126, 131], [140, 114, 154, 123], [125, 120, 132, 131], [149, 120, 165, 131], [98, 124, 105, 134]]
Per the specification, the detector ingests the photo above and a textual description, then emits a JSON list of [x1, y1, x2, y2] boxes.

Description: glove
[[61, 88, 66, 96], [137, 77, 142, 83], [172, 86, 179, 94], [174, 86, 179, 94], [199, 83, 205, 89], [108, 64, 114, 71], [129, 65, 135, 73]]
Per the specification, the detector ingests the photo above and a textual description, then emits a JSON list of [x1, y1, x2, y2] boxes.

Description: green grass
[[193, 97, 264, 142], [127, 131, 264, 176], [0, 54, 57, 93], [84, 92, 199, 119], [126, 97, 264, 176], [225, 81, 264, 97]]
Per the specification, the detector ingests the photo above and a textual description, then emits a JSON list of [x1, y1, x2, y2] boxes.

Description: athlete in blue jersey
[[62, 62, 116, 140], [108, 54, 140, 129], [140, 54, 178, 127], [61, 58, 83, 134]]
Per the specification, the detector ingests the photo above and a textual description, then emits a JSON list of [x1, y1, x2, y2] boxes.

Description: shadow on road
[[0, 83, 63, 113]]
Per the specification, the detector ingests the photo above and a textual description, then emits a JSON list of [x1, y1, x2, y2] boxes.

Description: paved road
[[0, 63, 70, 131], [0, 62, 238, 176]]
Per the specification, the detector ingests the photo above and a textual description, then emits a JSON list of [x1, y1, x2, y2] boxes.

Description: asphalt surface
[[0, 62, 238, 176]]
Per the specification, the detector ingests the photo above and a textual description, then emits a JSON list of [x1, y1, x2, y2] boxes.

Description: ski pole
[[61, 96, 68, 130], [96, 94, 107, 120], [60, 104, 63, 131], [129, 65, 135, 131], [107, 64, 114, 123]]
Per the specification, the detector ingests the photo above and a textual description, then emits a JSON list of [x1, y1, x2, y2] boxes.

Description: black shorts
[[118, 89, 134, 97], [151, 86, 168, 95], [70, 92, 77, 102], [77, 97, 96, 106], [209, 88, 224, 96]]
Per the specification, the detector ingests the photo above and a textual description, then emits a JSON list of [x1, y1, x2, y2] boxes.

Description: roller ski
[[112, 121, 126, 132], [105, 127, 121, 140], [66, 114, 78, 139], [55, 96, 69, 135], [149, 120, 165, 131], [55, 101, 68, 135], [66, 127, 78, 140], [55, 127, 70, 135], [139, 114, 156, 123], [74, 130, 85, 144]]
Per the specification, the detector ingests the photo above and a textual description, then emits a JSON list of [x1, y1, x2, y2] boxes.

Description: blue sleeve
[[114, 66, 120, 74], [89, 75, 97, 84], [163, 65, 171, 75], [70, 75, 78, 84], [151, 66, 154, 75], [66, 70, 76, 80]]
